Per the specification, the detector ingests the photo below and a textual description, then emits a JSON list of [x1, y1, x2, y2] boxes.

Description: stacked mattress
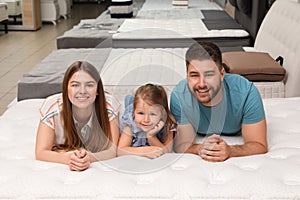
[[110, 0, 133, 18], [140, 0, 222, 11], [17, 48, 112, 101], [56, 17, 124, 49], [112, 16, 250, 48], [136, 8, 204, 19], [172, 0, 189, 9]]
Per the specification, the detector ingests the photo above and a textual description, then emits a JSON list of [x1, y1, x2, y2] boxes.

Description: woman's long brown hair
[[59, 61, 111, 152]]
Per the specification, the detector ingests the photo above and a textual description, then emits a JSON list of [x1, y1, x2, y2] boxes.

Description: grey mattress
[[56, 0, 144, 49], [17, 48, 111, 101], [56, 10, 125, 49]]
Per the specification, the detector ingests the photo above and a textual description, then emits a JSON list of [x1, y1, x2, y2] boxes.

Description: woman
[[35, 61, 121, 171]]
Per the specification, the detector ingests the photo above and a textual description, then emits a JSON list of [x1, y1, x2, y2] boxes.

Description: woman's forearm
[[36, 150, 71, 165]]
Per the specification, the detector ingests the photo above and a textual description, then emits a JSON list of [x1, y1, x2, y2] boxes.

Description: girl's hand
[[69, 149, 91, 171], [146, 120, 165, 137], [145, 146, 164, 159]]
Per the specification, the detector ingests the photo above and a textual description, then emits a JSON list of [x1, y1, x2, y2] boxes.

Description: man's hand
[[200, 134, 231, 162]]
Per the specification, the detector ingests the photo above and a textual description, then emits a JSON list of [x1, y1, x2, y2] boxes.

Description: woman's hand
[[68, 149, 91, 171]]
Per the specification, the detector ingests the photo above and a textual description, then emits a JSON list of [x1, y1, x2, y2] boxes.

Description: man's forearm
[[230, 141, 268, 158]]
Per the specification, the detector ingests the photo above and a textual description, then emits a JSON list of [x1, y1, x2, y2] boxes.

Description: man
[[170, 42, 267, 162]]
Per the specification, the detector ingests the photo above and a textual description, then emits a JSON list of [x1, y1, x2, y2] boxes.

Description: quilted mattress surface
[[115, 18, 249, 39], [112, 18, 250, 48], [100, 48, 187, 101], [0, 97, 300, 199], [136, 8, 205, 19]]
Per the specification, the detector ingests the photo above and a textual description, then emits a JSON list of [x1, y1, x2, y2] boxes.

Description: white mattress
[[101, 48, 187, 102], [116, 18, 249, 38], [140, 0, 223, 10], [0, 2, 8, 21], [0, 0, 21, 16], [113, 18, 250, 48], [136, 8, 205, 19], [1, 97, 300, 199]]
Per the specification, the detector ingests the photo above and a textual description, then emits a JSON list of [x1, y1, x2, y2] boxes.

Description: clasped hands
[[199, 134, 232, 162], [69, 149, 92, 171]]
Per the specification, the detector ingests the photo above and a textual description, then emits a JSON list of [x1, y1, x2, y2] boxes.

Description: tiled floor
[[0, 2, 108, 116]]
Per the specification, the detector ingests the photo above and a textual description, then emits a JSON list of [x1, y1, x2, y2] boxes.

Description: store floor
[[0, 2, 108, 115]]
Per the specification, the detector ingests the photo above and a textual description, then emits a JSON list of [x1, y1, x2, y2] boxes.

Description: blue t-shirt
[[170, 73, 265, 135]]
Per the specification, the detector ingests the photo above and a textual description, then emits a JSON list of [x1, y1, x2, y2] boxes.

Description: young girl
[[117, 83, 177, 159], [35, 61, 121, 171]]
